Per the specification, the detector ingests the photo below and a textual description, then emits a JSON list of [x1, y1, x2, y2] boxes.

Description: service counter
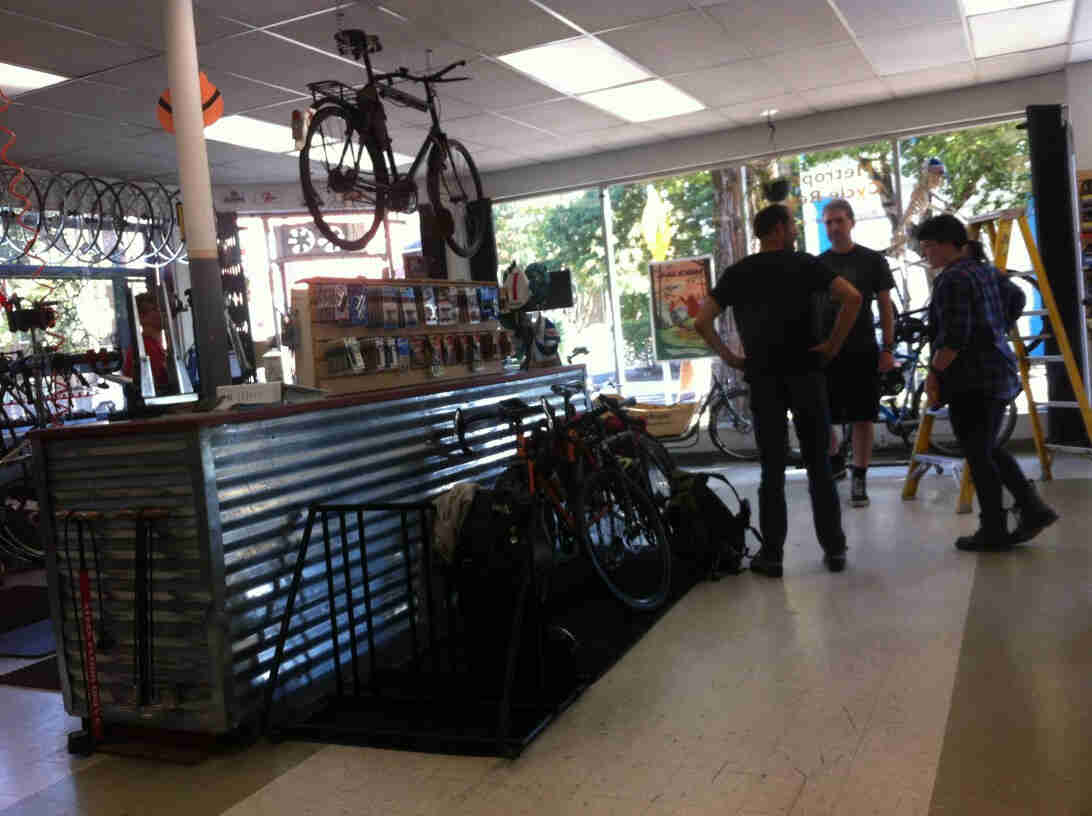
[[32, 366, 584, 734]]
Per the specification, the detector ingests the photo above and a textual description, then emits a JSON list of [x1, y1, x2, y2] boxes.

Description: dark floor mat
[[0, 656, 61, 691], [0, 619, 55, 658], [0, 585, 50, 635]]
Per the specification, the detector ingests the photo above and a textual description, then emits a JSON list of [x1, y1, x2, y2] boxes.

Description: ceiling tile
[[882, 61, 976, 96], [968, 1, 1075, 59], [536, 0, 692, 33], [830, 0, 962, 37], [445, 60, 562, 110], [196, 0, 349, 27], [0, 12, 156, 78], [640, 108, 736, 136], [204, 72, 306, 116], [442, 113, 553, 147], [801, 78, 892, 111], [600, 11, 750, 76], [380, 0, 578, 54], [1071, 39, 1092, 62], [387, 94, 484, 129], [722, 93, 814, 122], [199, 31, 364, 94], [471, 147, 523, 171], [976, 45, 1068, 82], [48, 147, 181, 179], [668, 59, 790, 106], [703, 0, 852, 56], [505, 98, 626, 132], [1074, 0, 1092, 40], [859, 21, 970, 75], [780, 43, 875, 92], [95, 57, 172, 93], [12, 80, 161, 130]]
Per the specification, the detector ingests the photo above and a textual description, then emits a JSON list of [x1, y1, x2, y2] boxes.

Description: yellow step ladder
[[902, 207, 1092, 511]]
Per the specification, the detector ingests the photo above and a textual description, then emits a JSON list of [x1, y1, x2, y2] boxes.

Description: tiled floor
[[1, 455, 1089, 815]]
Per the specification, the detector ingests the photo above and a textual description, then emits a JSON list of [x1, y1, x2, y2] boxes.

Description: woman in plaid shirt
[[918, 214, 1058, 551]]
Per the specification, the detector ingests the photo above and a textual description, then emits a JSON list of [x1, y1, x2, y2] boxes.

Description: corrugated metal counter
[[32, 366, 585, 735]]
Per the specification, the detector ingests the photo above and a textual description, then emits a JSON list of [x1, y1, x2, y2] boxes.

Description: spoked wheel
[[0, 168, 43, 263], [111, 181, 155, 265], [1007, 272, 1043, 353], [708, 390, 759, 460], [579, 467, 671, 612], [426, 138, 484, 258], [300, 105, 388, 252], [914, 383, 1018, 456]]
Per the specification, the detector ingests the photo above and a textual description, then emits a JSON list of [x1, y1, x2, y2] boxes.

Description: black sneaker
[[824, 549, 847, 572], [850, 474, 869, 507], [955, 528, 1014, 552], [1010, 505, 1059, 544], [749, 549, 783, 578], [830, 454, 847, 481]]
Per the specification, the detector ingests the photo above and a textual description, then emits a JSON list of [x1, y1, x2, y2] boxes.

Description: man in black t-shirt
[[818, 199, 896, 508], [696, 204, 862, 576]]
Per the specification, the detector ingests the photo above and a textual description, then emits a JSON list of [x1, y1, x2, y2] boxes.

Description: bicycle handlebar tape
[[157, 72, 223, 134]]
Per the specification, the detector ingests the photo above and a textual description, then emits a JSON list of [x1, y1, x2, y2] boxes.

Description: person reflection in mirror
[[122, 291, 169, 390]]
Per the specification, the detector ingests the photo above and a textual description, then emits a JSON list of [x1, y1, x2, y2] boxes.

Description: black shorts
[[826, 348, 880, 423]]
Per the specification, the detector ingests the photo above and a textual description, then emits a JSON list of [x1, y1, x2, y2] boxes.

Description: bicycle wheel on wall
[[426, 138, 484, 258], [914, 383, 1018, 456], [708, 394, 758, 460], [300, 105, 388, 252], [578, 467, 671, 612]]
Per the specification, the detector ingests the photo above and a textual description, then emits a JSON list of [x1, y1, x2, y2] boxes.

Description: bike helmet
[[500, 262, 531, 311]]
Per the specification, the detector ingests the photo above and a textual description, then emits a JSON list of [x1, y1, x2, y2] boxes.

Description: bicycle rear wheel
[[708, 393, 758, 460], [578, 467, 670, 611], [426, 138, 484, 258], [916, 383, 1018, 456], [300, 105, 388, 251]]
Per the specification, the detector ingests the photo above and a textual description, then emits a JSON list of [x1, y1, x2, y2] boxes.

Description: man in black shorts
[[819, 199, 896, 508], [695, 204, 862, 576]]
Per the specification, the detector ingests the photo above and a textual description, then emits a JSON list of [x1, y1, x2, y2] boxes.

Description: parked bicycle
[[299, 28, 486, 257], [455, 394, 672, 611]]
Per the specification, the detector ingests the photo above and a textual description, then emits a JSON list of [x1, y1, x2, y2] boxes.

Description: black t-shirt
[[711, 250, 836, 378], [817, 245, 895, 354]]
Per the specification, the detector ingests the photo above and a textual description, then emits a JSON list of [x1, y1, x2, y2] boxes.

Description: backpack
[[666, 471, 759, 580]]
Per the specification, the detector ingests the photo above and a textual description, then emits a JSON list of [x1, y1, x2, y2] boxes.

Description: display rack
[[1076, 170, 1092, 347], [292, 277, 508, 396]]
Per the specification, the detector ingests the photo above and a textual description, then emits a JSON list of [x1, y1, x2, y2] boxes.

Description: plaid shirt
[[929, 258, 1020, 400]]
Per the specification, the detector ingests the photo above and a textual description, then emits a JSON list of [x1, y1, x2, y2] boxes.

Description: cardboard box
[[216, 382, 327, 409]]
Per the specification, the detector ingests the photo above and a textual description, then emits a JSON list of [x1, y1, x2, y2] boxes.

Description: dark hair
[[914, 213, 967, 247], [965, 239, 988, 263], [135, 291, 158, 315], [753, 204, 791, 239], [823, 198, 854, 221]]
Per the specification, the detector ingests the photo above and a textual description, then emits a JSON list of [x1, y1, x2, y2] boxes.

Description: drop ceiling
[[4, 0, 1091, 188]]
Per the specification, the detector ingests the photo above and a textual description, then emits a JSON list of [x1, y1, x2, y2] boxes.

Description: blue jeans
[[748, 371, 846, 555]]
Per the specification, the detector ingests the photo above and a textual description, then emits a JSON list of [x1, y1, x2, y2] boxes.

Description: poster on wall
[[649, 255, 715, 361]]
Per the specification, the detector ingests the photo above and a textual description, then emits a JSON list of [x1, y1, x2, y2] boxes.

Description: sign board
[[648, 255, 715, 361]]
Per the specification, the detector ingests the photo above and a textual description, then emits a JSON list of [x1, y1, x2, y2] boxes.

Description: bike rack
[[260, 500, 582, 757]]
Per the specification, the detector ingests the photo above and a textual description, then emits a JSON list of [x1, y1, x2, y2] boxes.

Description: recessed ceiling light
[[969, 0, 1074, 58], [579, 79, 705, 123], [0, 61, 67, 97], [500, 37, 652, 95], [206, 115, 295, 153], [761, 108, 779, 117], [963, 0, 1042, 13]]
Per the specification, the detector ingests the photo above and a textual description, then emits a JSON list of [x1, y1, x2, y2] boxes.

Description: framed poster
[[649, 255, 715, 361]]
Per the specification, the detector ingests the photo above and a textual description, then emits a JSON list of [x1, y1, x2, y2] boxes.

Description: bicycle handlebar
[[379, 60, 468, 85]]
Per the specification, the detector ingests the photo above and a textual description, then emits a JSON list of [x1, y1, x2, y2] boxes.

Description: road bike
[[299, 28, 486, 257]]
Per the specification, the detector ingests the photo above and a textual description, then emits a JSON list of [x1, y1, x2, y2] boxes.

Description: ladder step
[[1017, 334, 1052, 343], [1045, 444, 1092, 456], [912, 453, 961, 467], [1022, 309, 1050, 317], [1026, 355, 1065, 363], [1040, 401, 1081, 409]]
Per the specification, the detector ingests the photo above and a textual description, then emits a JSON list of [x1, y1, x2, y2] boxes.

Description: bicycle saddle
[[497, 397, 538, 419], [551, 382, 583, 399], [335, 29, 382, 60]]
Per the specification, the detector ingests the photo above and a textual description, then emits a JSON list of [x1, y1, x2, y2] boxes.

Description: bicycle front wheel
[[708, 395, 759, 460], [579, 467, 671, 612], [916, 384, 1018, 456], [300, 105, 388, 251], [426, 139, 484, 258]]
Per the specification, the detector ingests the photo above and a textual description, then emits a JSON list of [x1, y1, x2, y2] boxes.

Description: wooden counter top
[[32, 365, 585, 441]]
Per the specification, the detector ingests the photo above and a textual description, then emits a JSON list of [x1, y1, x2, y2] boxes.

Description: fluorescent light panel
[[579, 79, 704, 122], [0, 61, 67, 96], [499, 37, 652, 95], [963, 0, 1044, 13], [213, 115, 413, 165], [968, 0, 1074, 58]]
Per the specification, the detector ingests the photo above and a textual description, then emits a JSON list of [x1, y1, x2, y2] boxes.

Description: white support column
[[600, 187, 626, 393], [164, 0, 232, 397]]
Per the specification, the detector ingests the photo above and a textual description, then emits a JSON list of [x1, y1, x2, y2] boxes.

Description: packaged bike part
[[420, 286, 439, 325], [437, 286, 457, 325], [384, 337, 398, 370], [442, 334, 457, 365], [363, 337, 382, 371], [428, 336, 444, 377], [343, 337, 366, 372], [396, 337, 411, 371], [325, 342, 351, 375], [478, 287, 500, 322], [467, 288, 482, 323], [409, 336, 429, 369], [348, 285, 368, 326], [456, 288, 471, 323], [382, 286, 400, 329], [499, 330, 514, 358], [480, 332, 496, 360], [313, 284, 338, 322], [469, 335, 482, 372], [401, 287, 419, 328], [333, 284, 350, 323]]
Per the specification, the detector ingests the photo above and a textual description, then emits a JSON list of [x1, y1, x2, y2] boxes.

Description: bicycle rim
[[65, 175, 105, 263], [1010, 273, 1044, 354], [580, 468, 671, 611], [111, 181, 154, 265], [426, 138, 484, 258], [924, 389, 1019, 456], [0, 169, 42, 264], [708, 395, 759, 460], [300, 105, 387, 251]]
